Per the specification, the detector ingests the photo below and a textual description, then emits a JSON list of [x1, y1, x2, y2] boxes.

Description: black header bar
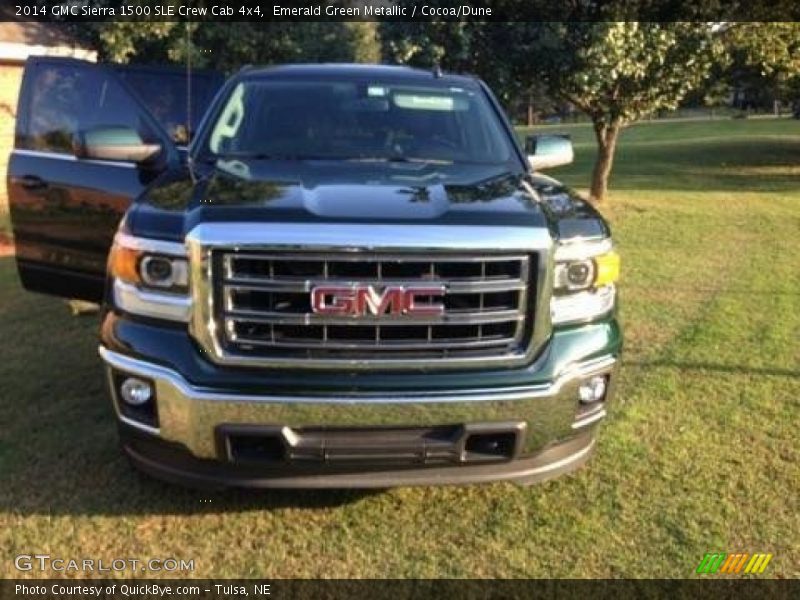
[[3, 578, 800, 600], [3, 0, 800, 23]]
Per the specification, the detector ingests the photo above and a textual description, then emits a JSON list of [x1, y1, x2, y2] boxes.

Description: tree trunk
[[527, 92, 534, 127], [589, 119, 621, 204]]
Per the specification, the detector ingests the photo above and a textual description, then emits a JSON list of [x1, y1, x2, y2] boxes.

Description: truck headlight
[[140, 255, 188, 289], [554, 259, 595, 291], [108, 233, 191, 322], [551, 240, 619, 325], [110, 240, 188, 292]]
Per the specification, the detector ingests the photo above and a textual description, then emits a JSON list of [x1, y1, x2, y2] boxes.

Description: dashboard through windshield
[[201, 78, 520, 167]]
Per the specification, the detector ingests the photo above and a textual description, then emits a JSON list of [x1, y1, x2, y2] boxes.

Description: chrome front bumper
[[100, 346, 615, 487]]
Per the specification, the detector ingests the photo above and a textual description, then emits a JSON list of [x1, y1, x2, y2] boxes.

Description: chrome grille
[[213, 252, 533, 361]]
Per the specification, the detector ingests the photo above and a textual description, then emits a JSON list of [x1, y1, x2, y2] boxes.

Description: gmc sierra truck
[[8, 60, 621, 488]]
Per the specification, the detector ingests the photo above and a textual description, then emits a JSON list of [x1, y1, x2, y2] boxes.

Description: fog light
[[578, 376, 607, 404], [120, 377, 153, 406]]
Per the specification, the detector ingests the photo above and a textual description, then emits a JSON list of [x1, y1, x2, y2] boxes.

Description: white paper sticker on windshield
[[393, 94, 456, 111]]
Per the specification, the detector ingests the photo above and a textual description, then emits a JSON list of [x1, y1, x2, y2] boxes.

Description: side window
[[20, 61, 160, 155], [115, 69, 223, 145]]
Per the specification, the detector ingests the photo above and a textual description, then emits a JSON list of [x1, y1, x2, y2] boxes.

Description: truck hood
[[130, 160, 608, 242]]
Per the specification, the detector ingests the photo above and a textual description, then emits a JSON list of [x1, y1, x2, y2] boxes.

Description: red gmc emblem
[[311, 285, 446, 317]]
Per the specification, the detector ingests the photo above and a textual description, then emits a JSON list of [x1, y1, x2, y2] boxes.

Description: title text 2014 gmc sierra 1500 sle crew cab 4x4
[[8, 60, 621, 488]]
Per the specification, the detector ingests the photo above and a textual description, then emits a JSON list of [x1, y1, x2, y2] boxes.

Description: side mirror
[[526, 134, 574, 170], [73, 126, 162, 164]]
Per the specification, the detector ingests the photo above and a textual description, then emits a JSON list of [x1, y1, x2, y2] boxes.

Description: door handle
[[20, 175, 48, 191]]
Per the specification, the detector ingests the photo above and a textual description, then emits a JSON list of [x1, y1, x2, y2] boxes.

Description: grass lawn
[[1, 118, 798, 578]]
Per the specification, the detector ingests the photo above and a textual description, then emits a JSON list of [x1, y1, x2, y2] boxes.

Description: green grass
[[1, 118, 799, 579]]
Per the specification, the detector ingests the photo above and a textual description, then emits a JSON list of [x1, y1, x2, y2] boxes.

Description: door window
[[20, 61, 160, 155], [114, 67, 223, 145]]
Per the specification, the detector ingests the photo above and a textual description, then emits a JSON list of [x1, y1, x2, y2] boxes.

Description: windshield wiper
[[203, 153, 454, 165], [345, 156, 453, 165], [207, 152, 332, 162]]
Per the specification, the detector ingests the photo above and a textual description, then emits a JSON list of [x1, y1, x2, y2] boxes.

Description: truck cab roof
[[239, 63, 479, 87]]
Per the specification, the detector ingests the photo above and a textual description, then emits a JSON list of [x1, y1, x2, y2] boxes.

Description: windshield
[[200, 78, 519, 166]]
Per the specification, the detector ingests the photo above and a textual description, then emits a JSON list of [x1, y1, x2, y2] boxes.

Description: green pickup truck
[[8, 60, 621, 488]]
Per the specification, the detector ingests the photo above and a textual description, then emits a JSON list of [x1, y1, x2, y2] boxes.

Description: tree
[[515, 23, 723, 203], [73, 17, 731, 204], [76, 22, 380, 72], [722, 23, 800, 76], [720, 23, 800, 112], [380, 22, 526, 105], [382, 21, 723, 203]]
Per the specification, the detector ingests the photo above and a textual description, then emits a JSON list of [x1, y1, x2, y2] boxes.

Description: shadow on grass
[[0, 258, 380, 517], [2, 409, 383, 517], [122, 473, 387, 513], [622, 284, 800, 298], [2, 432, 381, 519], [623, 359, 799, 379], [557, 138, 800, 194]]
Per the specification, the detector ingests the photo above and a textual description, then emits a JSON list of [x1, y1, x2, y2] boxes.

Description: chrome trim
[[114, 232, 187, 257], [117, 414, 160, 436], [99, 347, 615, 405], [223, 279, 528, 294], [225, 252, 532, 264], [104, 368, 161, 436], [554, 238, 613, 261], [222, 251, 528, 354], [188, 222, 554, 251], [223, 309, 524, 326], [12, 148, 138, 169], [100, 345, 616, 456], [186, 222, 554, 371], [551, 285, 616, 326], [113, 280, 192, 323], [227, 332, 519, 351], [572, 408, 608, 429]]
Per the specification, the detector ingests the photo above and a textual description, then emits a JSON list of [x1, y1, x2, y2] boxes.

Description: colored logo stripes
[[696, 553, 772, 574]]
